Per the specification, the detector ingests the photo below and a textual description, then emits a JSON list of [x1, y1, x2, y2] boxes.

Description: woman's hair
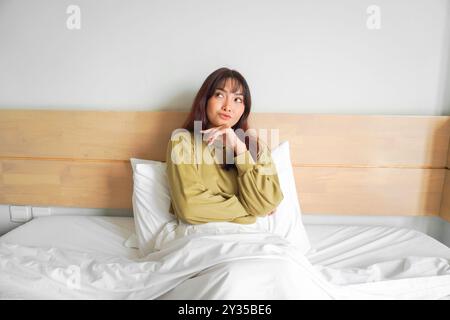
[[182, 67, 261, 171]]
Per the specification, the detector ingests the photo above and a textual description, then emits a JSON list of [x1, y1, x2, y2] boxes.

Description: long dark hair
[[182, 67, 261, 171]]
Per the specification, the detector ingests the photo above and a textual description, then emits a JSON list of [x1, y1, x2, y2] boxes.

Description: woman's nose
[[222, 104, 231, 112], [222, 98, 232, 111]]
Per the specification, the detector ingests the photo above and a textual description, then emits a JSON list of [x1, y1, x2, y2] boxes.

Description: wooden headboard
[[1, 109, 450, 222]]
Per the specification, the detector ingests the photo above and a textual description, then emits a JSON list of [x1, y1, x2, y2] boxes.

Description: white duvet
[[1, 220, 450, 300]]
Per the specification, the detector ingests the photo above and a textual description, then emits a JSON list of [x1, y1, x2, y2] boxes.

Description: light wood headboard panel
[[437, 140, 450, 222], [1, 110, 449, 221]]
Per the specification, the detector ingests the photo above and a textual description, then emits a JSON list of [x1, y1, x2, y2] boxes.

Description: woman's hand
[[200, 125, 247, 154]]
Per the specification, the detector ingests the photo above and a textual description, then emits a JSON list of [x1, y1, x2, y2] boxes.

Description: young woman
[[166, 67, 283, 225]]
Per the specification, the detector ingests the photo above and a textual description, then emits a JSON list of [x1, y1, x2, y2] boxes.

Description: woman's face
[[206, 78, 245, 129]]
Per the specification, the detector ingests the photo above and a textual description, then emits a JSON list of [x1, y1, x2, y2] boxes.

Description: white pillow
[[129, 158, 175, 256], [128, 140, 310, 255], [261, 141, 311, 253]]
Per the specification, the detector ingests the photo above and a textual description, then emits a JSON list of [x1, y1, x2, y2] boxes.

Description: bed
[[1, 110, 450, 299], [0, 215, 449, 299]]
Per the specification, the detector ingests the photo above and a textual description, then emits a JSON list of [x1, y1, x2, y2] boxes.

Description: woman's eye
[[214, 92, 242, 103]]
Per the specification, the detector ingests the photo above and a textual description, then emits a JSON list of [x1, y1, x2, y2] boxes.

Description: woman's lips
[[219, 114, 231, 120]]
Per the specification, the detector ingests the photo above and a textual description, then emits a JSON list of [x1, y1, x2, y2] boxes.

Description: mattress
[[305, 224, 450, 268], [0, 216, 139, 259], [1, 215, 450, 299], [1, 215, 449, 269]]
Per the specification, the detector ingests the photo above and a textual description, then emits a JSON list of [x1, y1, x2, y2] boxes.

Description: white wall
[[0, 0, 449, 114]]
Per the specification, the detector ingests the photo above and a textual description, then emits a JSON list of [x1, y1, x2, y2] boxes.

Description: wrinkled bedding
[[0, 216, 449, 300]]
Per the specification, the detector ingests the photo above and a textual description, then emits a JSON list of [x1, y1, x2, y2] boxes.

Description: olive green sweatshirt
[[166, 131, 284, 225]]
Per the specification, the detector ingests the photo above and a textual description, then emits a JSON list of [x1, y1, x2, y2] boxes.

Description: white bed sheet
[[1, 216, 450, 299], [0, 216, 139, 259], [305, 224, 450, 268], [2, 216, 449, 267]]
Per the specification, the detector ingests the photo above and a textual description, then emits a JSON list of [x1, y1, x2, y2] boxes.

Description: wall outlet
[[32, 207, 51, 217], [9, 205, 32, 222]]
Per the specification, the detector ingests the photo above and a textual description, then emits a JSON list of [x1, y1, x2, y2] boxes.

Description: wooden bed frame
[[1, 109, 450, 222]]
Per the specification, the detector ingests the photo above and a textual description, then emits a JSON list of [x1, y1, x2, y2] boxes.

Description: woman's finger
[[207, 135, 216, 145], [207, 128, 226, 145], [207, 132, 220, 145]]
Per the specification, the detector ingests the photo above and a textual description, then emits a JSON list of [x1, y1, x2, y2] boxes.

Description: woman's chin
[[218, 119, 232, 126], [211, 118, 233, 128]]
